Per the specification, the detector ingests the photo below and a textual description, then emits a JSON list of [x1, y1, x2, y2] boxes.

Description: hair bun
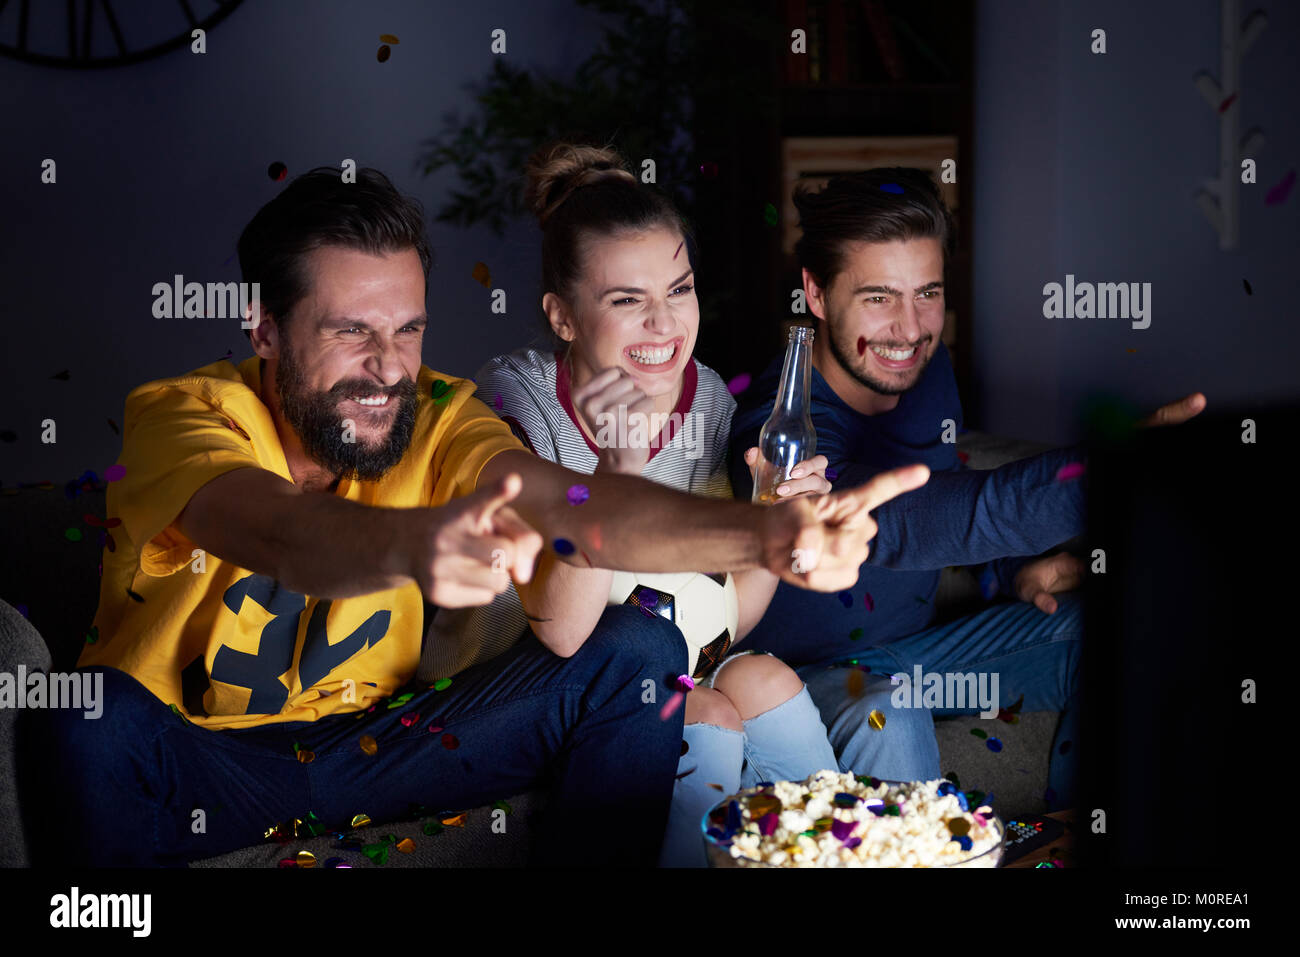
[[524, 142, 636, 227]]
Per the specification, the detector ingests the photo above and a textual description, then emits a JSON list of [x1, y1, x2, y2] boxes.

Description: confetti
[[493, 799, 512, 814], [423, 821, 444, 836], [379, 33, 400, 44], [956, 450, 970, 464], [1055, 462, 1085, 482], [324, 857, 348, 868], [970, 727, 987, 739], [849, 627, 864, 641], [762, 202, 778, 226], [845, 669, 864, 698], [359, 734, 378, 756], [296, 849, 319, 868], [471, 262, 491, 287], [277, 858, 296, 868], [361, 843, 389, 865], [1217, 92, 1238, 113], [1126, 348, 1138, 354], [399, 711, 420, 728], [1265, 169, 1296, 205], [946, 817, 970, 836], [267, 162, 287, 181], [432, 677, 452, 691], [386, 692, 414, 709], [64, 528, 82, 542], [1243, 279, 1253, 296], [351, 813, 371, 828], [867, 709, 886, 730], [552, 538, 575, 556], [377, 45, 391, 62], [879, 183, 904, 194], [837, 591, 853, 608], [675, 674, 695, 692], [426, 723, 443, 733], [675, 767, 697, 781], [50, 369, 70, 380], [708, 783, 724, 791], [297, 749, 315, 764], [672, 240, 684, 259], [890, 672, 904, 685], [84, 625, 98, 644], [493, 393, 503, 410], [396, 838, 415, 853], [441, 733, 459, 750], [659, 690, 684, 720], [725, 373, 751, 395], [986, 737, 1003, 753], [914, 595, 929, 605], [864, 592, 874, 612], [825, 467, 838, 482], [126, 587, 145, 603], [566, 484, 590, 506], [431, 379, 452, 403], [441, 812, 467, 828], [104, 464, 126, 482], [952, 835, 972, 851]]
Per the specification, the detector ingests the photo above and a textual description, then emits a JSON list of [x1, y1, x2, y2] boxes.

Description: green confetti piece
[[65, 528, 82, 542], [292, 741, 301, 753], [84, 625, 98, 644], [422, 821, 444, 837], [849, 627, 864, 640], [970, 728, 987, 739], [361, 843, 389, 865], [431, 379, 452, 404], [914, 595, 929, 604], [169, 703, 193, 725], [386, 692, 414, 709], [433, 677, 452, 691], [762, 202, 778, 226], [493, 799, 512, 814]]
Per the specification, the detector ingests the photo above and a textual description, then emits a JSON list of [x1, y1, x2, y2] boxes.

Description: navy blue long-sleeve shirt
[[728, 342, 1085, 667]]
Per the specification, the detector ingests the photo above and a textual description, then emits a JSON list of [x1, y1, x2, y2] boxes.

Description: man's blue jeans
[[37, 605, 688, 867], [799, 594, 1082, 809]]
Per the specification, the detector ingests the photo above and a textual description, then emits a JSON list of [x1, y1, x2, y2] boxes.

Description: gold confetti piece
[[707, 783, 724, 791], [846, 669, 865, 698], [359, 734, 378, 755], [471, 261, 491, 288], [440, 812, 467, 828], [377, 44, 391, 63], [867, 709, 886, 730], [1126, 348, 1137, 354], [813, 817, 833, 832], [296, 850, 317, 868], [351, 813, 371, 828], [396, 837, 415, 853], [379, 33, 400, 44], [297, 749, 315, 764], [747, 796, 781, 818], [947, 817, 970, 836]]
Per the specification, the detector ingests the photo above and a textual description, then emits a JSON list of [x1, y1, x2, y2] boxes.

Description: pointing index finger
[[847, 463, 930, 515]]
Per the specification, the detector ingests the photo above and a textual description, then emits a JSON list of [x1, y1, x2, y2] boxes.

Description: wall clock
[[0, 0, 245, 68]]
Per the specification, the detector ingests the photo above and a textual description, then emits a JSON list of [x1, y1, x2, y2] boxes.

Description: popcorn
[[707, 772, 1002, 868]]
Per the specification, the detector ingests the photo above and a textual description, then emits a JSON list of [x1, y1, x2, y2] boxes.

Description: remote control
[[1000, 815, 1067, 865]]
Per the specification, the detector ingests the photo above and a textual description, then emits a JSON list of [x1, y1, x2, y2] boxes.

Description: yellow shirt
[[79, 357, 523, 730]]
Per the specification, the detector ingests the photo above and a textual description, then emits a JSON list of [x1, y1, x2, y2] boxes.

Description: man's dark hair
[[237, 167, 433, 339], [793, 167, 954, 290]]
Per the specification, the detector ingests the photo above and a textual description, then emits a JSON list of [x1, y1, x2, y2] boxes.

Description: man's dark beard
[[826, 320, 932, 397], [275, 339, 418, 482]]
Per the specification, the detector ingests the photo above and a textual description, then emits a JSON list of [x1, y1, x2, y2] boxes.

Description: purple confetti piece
[[566, 484, 590, 506], [864, 592, 875, 612], [758, 812, 779, 836], [493, 393, 503, 410], [825, 467, 839, 482], [675, 674, 695, 692], [879, 183, 904, 194], [104, 464, 126, 482], [726, 373, 751, 395], [837, 591, 853, 608], [843, 837, 862, 849], [831, 819, 856, 841]]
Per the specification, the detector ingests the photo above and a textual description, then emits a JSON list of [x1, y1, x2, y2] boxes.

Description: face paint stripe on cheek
[[857, 336, 867, 356]]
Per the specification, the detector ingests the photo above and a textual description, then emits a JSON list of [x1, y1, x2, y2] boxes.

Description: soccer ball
[[607, 571, 740, 681]]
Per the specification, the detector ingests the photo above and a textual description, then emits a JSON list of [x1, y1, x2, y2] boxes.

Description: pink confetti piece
[[758, 812, 779, 836], [1218, 92, 1238, 113], [725, 373, 751, 395], [399, 711, 420, 728], [1055, 462, 1085, 482], [1266, 169, 1296, 206], [672, 240, 684, 260], [104, 464, 126, 482], [675, 674, 695, 692], [659, 690, 684, 721], [864, 592, 874, 612]]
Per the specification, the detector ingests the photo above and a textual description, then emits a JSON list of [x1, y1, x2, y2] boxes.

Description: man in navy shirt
[[729, 167, 1203, 809]]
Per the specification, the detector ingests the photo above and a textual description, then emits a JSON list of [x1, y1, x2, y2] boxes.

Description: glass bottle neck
[[774, 326, 814, 414]]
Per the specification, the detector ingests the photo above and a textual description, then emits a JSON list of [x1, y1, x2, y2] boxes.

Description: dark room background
[[1, 0, 1295, 488]]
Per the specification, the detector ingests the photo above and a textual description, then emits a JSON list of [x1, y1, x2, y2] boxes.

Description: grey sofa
[[0, 430, 1062, 867]]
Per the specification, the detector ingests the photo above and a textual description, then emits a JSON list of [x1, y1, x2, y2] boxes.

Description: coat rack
[[1193, 0, 1268, 250]]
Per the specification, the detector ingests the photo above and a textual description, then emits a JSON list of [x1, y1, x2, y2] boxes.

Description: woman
[[420, 142, 839, 866]]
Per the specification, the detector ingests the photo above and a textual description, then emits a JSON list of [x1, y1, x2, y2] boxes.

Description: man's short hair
[[793, 167, 954, 290], [237, 167, 433, 340]]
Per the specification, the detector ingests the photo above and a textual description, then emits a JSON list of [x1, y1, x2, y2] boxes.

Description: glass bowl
[[701, 780, 1005, 868]]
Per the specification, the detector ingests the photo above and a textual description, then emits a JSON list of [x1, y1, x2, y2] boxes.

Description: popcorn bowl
[[701, 776, 1005, 868]]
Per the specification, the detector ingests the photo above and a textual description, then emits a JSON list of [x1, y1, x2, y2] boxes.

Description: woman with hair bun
[[421, 142, 839, 866]]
